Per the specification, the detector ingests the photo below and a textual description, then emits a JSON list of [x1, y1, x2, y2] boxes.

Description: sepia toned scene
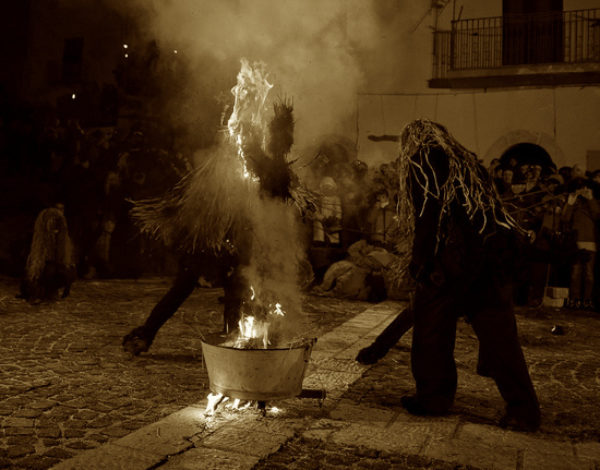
[[1, 1, 600, 469]]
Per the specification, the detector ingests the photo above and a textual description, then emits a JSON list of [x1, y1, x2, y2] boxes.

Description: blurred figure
[[562, 180, 600, 310], [313, 176, 342, 246], [18, 202, 76, 303], [340, 159, 370, 249], [367, 189, 398, 250]]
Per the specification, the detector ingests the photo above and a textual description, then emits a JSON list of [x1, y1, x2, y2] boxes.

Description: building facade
[[357, 0, 600, 172]]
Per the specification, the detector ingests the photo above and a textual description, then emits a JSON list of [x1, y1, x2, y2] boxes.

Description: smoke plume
[[99, 0, 416, 155]]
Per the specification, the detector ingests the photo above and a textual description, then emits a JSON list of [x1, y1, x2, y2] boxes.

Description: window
[[502, 0, 564, 65]]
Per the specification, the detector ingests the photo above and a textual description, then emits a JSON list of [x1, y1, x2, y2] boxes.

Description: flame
[[227, 58, 273, 181], [233, 286, 287, 349], [205, 392, 225, 414], [236, 315, 270, 349], [273, 303, 285, 316]]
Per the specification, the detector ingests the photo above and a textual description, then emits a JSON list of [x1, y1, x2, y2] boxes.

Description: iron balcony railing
[[432, 8, 600, 79]]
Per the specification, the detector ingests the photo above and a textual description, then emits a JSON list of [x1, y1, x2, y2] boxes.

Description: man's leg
[[469, 283, 540, 431], [122, 256, 203, 355], [405, 282, 458, 415]]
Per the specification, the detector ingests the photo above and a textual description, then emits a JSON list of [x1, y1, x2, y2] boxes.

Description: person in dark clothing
[[122, 246, 248, 354], [123, 63, 304, 355], [396, 119, 541, 432]]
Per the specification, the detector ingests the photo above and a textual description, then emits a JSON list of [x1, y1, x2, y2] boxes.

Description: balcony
[[429, 8, 600, 89]]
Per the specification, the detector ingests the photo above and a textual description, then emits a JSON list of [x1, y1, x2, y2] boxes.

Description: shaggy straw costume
[[123, 61, 314, 355], [20, 205, 75, 302], [395, 119, 540, 432]]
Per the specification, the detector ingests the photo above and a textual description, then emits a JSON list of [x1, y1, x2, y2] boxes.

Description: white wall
[[355, 0, 600, 171], [357, 86, 600, 170]]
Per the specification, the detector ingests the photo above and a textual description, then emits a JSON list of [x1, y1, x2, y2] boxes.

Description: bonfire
[[131, 59, 318, 411]]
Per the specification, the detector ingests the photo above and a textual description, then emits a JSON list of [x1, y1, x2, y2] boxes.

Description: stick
[[355, 306, 414, 364]]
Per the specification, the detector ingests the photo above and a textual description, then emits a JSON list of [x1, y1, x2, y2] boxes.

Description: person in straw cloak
[[394, 119, 540, 431], [19, 202, 76, 303], [122, 60, 315, 356]]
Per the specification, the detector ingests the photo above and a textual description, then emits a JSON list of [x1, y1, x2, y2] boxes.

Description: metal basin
[[201, 333, 315, 401]]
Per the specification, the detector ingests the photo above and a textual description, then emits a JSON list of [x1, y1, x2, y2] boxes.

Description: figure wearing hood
[[20, 203, 76, 303], [395, 119, 540, 432]]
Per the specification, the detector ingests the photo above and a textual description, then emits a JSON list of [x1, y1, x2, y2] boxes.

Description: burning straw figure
[[19, 202, 76, 303], [394, 119, 541, 432], [123, 60, 311, 355]]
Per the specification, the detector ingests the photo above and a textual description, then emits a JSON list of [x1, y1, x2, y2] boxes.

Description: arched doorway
[[500, 143, 556, 176]]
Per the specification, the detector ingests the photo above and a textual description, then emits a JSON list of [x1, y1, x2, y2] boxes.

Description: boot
[[122, 326, 153, 356]]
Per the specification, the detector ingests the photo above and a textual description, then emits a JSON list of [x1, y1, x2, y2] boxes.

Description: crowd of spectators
[[489, 158, 600, 311], [0, 100, 191, 282]]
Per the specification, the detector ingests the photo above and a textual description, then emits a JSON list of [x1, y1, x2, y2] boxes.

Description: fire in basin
[[198, 59, 322, 414], [202, 286, 321, 415], [201, 334, 315, 403]]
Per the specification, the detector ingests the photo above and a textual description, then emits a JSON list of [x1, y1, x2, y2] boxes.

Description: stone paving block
[[50, 443, 161, 470], [3, 417, 34, 428], [160, 446, 257, 470], [422, 425, 518, 470], [422, 434, 518, 470], [302, 370, 363, 394], [329, 399, 396, 427], [500, 430, 574, 456], [301, 418, 351, 440], [308, 357, 368, 374], [199, 424, 287, 458], [112, 406, 208, 456], [312, 336, 358, 353], [343, 315, 390, 329], [522, 449, 594, 470], [228, 414, 304, 439], [575, 441, 600, 461], [329, 421, 427, 455]]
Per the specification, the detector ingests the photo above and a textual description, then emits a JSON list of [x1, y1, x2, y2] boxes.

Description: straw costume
[[122, 61, 313, 356], [395, 119, 540, 431], [20, 204, 76, 303]]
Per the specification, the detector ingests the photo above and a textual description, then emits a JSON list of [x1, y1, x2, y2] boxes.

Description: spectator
[[367, 189, 398, 250], [313, 176, 342, 246], [562, 179, 600, 310]]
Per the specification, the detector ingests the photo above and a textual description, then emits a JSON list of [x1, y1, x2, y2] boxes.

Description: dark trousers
[[570, 249, 596, 301], [411, 277, 540, 419], [140, 251, 247, 343]]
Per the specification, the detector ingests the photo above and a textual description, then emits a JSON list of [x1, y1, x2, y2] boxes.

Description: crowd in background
[[0, 100, 190, 284], [4, 96, 599, 310], [489, 158, 600, 311]]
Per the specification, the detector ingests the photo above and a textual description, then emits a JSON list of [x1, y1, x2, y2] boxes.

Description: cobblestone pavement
[[2, 274, 600, 469], [344, 305, 600, 442], [49, 298, 600, 470], [0, 276, 370, 469]]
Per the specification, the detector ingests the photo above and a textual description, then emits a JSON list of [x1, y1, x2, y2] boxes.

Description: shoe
[[356, 344, 388, 365], [400, 395, 448, 417], [499, 407, 540, 432], [122, 327, 152, 356]]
